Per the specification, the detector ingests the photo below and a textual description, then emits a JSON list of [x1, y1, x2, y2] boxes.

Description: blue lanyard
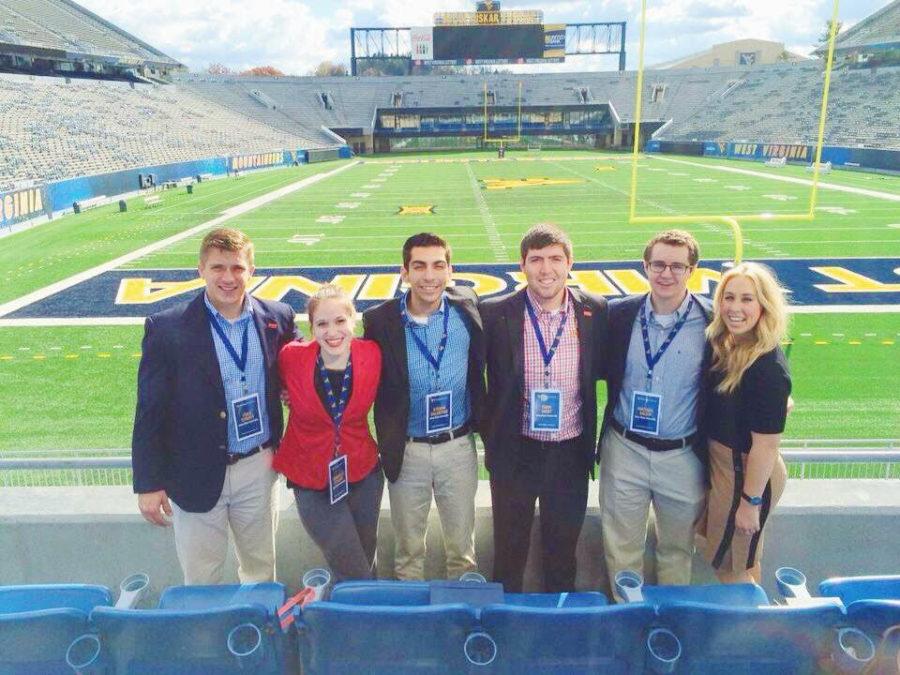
[[524, 292, 568, 383], [639, 296, 694, 386], [205, 307, 250, 384], [401, 293, 449, 380], [317, 353, 352, 455]]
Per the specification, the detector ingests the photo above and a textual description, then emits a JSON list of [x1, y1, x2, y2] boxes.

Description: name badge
[[530, 389, 562, 432], [630, 391, 662, 436], [232, 393, 263, 441], [426, 390, 453, 434], [329, 454, 349, 505]]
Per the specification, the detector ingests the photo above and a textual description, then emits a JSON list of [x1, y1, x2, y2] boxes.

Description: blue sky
[[77, 0, 890, 74]]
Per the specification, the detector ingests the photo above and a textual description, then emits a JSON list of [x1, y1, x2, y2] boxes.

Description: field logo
[[481, 178, 584, 190], [397, 205, 435, 215], [5, 259, 898, 321]]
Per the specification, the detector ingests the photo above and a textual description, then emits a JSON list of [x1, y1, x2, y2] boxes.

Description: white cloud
[[75, 0, 891, 74]]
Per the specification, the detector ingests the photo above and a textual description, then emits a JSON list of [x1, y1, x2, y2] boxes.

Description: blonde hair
[[199, 227, 255, 266], [707, 262, 789, 394], [307, 284, 356, 326]]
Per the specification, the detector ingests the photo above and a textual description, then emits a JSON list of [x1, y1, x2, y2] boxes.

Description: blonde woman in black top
[[702, 262, 791, 584]]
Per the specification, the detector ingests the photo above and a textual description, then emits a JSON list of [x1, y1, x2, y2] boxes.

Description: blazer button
[[219, 444, 226, 450], [219, 411, 227, 419]]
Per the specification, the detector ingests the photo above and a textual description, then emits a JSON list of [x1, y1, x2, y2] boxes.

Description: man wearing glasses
[[599, 230, 712, 591]]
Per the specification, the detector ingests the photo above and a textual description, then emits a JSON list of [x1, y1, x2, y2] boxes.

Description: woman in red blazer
[[275, 284, 383, 581]]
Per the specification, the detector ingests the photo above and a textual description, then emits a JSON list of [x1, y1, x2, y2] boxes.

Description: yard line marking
[[0, 161, 361, 319], [648, 156, 900, 202], [465, 163, 509, 262]]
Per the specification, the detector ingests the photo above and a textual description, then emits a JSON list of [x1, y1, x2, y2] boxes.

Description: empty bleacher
[[0, 74, 333, 191]]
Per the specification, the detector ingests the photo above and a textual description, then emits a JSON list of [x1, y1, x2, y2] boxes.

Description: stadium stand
[[0, 75, 335, 191], [0, 0, 182, 79], [813, 0, 900, 60]]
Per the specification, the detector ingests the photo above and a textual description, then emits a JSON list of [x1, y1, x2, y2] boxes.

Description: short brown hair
[[307, 284, 356, 325], [402, 232, 451, 269], [642, 229, 699, 266], [520, 223, 572, 262], [199, 228, 255, 266]]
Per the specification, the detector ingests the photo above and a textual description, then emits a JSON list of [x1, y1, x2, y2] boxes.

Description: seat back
[[91, 605, 280, 674], [0, 584, 112, 615], [819, 575, 900, 605], [0, 609, 90, 674], [157, 582, 286, 615], [847, 600, 900, 639], [329, 580, 431, 606], [656, 603, 845, 674], [504, 592, 608, 608], [479, 604, 655, 674], [642, 583, 769, 607], [297, 603, 479, 674]]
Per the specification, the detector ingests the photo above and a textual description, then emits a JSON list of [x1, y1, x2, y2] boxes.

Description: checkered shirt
[[521, 288, 582, 441]]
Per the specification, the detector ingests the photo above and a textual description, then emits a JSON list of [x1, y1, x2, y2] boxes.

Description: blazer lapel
[[249, 296, 277, 373], [572, 290, 594, 399], [506, 290, 526, 380], [387, 300, 410, 390], [185, 293, 226, 398]]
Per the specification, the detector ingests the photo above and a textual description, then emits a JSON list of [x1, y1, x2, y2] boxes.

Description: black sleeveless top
[[706, 346, 791, 454]]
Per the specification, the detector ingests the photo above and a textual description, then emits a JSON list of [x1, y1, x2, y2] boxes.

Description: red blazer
[[275, 339, 381, 490]]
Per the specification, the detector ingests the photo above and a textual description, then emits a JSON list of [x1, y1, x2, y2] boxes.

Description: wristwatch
[[741, 492, 763, 506]]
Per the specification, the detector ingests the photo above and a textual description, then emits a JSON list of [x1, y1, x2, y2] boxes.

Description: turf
[[0, 149, 897, 455]]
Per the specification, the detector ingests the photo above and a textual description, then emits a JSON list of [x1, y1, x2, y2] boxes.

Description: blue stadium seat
[[640, 583, 769, 607], [329, 580, 431, 606], [847, 600, 900, 639], [295, 603, 480, 674], [157, 582, 286, 614], [329, 580, 608, 608], [655, 603, 845, 674], [91, 605, 282, 674], [0, 609, 91, 674], [0, 584, 112, 614], [819, 575, 900, 604], [479, 604, 655, 674]]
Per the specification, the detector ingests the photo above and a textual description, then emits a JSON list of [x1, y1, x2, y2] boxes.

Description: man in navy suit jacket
[[132, 228, 297, 584]]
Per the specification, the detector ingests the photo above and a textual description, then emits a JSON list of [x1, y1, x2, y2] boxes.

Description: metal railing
[[1, 442, 898, 487]]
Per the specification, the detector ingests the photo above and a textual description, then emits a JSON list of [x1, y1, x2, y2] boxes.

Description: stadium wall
[[31, 146, 349, 218], [646, 140, 900, 172], [0, 184, 51, 229]]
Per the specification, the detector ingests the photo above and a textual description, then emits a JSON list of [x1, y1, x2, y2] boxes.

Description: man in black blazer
[[132, 228, 297, 584], [598, 230, 712, 591], [363, 233, 486, 580], [480, 224, 608, 593]]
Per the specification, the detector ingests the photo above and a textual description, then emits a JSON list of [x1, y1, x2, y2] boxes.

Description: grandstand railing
[[0, 445, 897, 487]]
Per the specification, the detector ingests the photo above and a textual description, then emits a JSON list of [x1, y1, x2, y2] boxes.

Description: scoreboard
[[433, 25, 547, 62], [410, 4, 566, 65]]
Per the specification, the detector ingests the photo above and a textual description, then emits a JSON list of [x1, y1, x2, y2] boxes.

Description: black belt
[[225, 443, 269, 466], [409, 422, 472, 445], [611, 419, 697, 452]]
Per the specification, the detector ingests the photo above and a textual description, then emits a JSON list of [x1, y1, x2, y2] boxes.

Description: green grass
[[0, 150, 897, 456]]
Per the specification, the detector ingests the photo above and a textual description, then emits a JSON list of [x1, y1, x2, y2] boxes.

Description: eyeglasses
[[647, 261, 692, 276]]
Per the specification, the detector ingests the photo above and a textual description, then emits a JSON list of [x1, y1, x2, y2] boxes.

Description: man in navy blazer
[[132, 228, 297, 584]]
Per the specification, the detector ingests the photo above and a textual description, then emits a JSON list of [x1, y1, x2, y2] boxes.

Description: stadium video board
[[412, 23, 566, 66]]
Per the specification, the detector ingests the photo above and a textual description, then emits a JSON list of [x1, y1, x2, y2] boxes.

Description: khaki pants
[[171, 448, 279, 585], [387, 434, 478, 580], [599, 428, 706, 588]]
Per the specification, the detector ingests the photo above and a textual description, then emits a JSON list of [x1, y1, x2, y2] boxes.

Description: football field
[[0, 150, 897, 466]]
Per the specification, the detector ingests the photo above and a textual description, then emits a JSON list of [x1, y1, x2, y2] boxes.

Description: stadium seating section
[[4, 60, 899, 192], [2, 575, 899, 673]]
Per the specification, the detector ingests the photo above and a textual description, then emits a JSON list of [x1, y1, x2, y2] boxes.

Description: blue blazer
[[131, 292, 297, 512], [600, 292, 713, 467]]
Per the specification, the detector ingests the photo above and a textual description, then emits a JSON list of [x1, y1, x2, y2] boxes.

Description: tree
[[818, 20, 843, 47], [206, 63, 233, 75], [313, 61, 348, 77], [240, 66, 285, 77]]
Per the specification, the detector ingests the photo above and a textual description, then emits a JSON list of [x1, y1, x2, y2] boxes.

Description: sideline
[[647, 155, 900, 202], [0, 161, 361, 318]]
